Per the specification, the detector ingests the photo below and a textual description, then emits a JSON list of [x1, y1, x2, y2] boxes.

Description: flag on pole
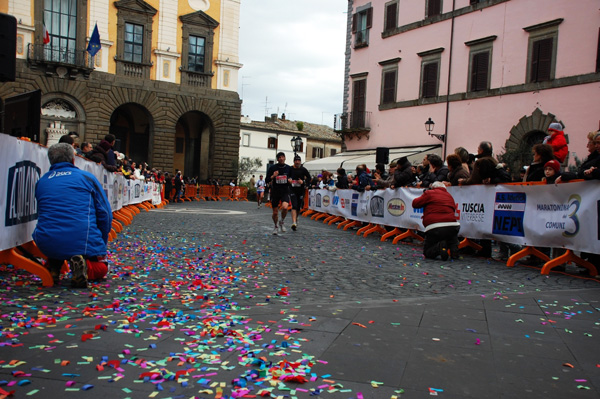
[[43, 22, 50, 45], [87, 23, 101, 56]]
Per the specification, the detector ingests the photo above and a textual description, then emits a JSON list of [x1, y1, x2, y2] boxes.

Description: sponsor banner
[[1, 133, 157, 251], [309, 182, 600, 253]]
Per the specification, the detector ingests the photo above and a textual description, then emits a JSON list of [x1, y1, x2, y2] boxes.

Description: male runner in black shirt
[[288, 155, 311, 231], [265, 152, 292, 235]]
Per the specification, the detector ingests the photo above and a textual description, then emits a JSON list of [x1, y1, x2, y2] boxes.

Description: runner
[[255, 174, 266, 207], [288, 155, 311, 231], [265, 152, 292, 235]]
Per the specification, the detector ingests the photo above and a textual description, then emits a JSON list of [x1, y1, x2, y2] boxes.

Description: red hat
[[544, 160, 560, 173]]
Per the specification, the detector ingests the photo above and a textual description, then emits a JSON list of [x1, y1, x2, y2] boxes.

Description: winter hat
[[544, 160, 560, 174], [548, 122, 563, 131]]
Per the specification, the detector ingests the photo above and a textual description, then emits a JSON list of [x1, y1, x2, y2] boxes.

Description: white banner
[[1, 134, 157, 251], [309, 182, 600, 253]]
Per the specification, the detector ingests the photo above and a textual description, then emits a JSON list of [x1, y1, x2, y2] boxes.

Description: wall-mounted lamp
[[425, 117, 445, 142], [291, 135, 302, 156]]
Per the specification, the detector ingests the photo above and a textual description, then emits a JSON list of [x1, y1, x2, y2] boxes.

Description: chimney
[[271, 113, 278, 122], [281, 113, 286, 121]]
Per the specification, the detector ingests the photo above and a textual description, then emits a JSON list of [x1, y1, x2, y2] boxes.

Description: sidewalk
[[0, 200, 598, 399]]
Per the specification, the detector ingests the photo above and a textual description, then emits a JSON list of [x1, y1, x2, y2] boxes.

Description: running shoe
[[70, 255, 88, 288], [291, 223, 297, 231], [272, 226, 279, 235], [279, 220, 286, 233]]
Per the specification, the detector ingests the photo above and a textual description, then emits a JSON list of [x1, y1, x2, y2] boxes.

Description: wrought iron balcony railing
[[28, 43, 94, 71], [334, 111, 372, 132]]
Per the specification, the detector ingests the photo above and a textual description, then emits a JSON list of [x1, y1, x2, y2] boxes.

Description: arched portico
[[175, 111, 213, 179], [109, 103, 154, 164]]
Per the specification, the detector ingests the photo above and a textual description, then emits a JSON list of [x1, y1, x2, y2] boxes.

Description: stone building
[[1, 0, 242, 181]]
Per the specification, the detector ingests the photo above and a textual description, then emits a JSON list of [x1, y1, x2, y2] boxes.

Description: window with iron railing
[[44, 0, 77, 64]]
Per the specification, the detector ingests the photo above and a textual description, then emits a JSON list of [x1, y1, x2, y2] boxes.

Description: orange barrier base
[[540, 249, 598, 276], [381, 227, 402, 242], [364, 224, 387, 238], [343, 221, 362, 231], [323, 215, 338, 224], [357, 223, 374, 236], [507, 246, 550, 267], [302, 210, 315, 217], [327, 216, 345, 225], [392, 229, 424, 244], [0, 247, 54, 287], [459, 238, 482, 251]]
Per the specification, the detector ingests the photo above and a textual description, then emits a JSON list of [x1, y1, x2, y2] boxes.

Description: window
[[379, 58, 400, 105], [268, 137, 277, 149], [114, 0, 156, 78], [44, 0, 77, 63], [524, 19, 562, 83], [351, 76, 367, 128], [188, 35, 205, 72], [242, 133, 250, 147], [465, 36, 495, 92], [312, 147, 324, 159], [352, 6, 372, 47], [418, 48, 443, 98], [124, 23, 144, 63], [384, 1, 398, 32], [426, 0, 442, 18], [330, 148, 337, 156]]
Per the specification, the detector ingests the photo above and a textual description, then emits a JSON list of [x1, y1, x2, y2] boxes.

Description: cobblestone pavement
[[1, 200, 599, 399]]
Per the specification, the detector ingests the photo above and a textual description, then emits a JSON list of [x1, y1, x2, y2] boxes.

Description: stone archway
[[40, 94, 86, 145], [502, 108, 564, 172], [109, 103, 154, 165], [175, 111, 212, 180]]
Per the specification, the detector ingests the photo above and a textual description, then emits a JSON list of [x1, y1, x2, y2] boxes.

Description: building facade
[[1, 0, 242, 181], [336, 0, 600, 169], [239, 114, 341, 181]]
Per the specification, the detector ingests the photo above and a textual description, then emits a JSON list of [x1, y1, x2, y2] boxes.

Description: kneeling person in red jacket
[[33, 143, 112, 288], [412, 182, 460, 260]]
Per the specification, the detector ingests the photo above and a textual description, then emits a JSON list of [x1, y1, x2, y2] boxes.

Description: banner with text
[[308, 183, 600, 253], [1, 134, 157, 251]]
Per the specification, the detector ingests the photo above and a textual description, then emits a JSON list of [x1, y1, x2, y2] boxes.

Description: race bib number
[[291, 180, 301, 187], [276, 175, 288, 184]]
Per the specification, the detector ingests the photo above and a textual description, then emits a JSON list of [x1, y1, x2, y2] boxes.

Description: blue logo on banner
[[493, 192, 526, 236], [351, 193, 359, 216], [5, 161, 41, 226]]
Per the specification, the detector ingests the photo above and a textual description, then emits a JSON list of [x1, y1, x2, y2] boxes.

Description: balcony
[[115, 58, 152, 79], [181, 69, 213, 88], [334, 111, 371, 140], [27, 43, 94, 78]]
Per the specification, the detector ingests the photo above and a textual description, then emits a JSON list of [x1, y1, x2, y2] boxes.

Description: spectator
[[412, 181, 460, 260], [174, 170, 184, 202], [249, 175, 256, 188], [351, 165, 373, 192], [336, 168, 350, 189], [544, 122, 569, 164], [445, 153, 470, 186], [543, 160, 561, 184], [523, 144, 555, 182], [558, 131, 600, 182], [78, 142, 92, 157], [454, 147, 471, 172], [88, 134, 118, 172], [33, 143, 111, 288], [392, 157, 416, 188], [461, 141, 497, 185], [373, 160, 397, 189], [420, 154, 449, 188], [58, 134, 75, 147]]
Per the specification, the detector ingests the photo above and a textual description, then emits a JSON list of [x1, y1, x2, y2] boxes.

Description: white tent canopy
[[303, 145, 442, 174]]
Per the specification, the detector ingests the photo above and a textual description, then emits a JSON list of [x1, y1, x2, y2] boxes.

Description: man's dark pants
[[423, 226, 460, 259]]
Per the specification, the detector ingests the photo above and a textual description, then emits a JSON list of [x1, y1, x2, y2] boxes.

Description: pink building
[[335, 0, 600, 170]]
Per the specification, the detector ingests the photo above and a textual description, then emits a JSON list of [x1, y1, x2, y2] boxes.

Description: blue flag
[[87, 23, 101, 57]]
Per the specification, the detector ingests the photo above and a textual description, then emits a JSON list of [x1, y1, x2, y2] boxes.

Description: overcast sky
[[238, 1, 348, 127]]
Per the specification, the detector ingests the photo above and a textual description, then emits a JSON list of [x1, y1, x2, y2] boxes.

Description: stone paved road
[[0, 200, 598, 399]]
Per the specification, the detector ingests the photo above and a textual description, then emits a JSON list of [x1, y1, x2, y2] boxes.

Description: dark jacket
[[351, 170, 373, 192], [463, 156, 498, 185], [33, 162, 112, 259], [524, 162, 545, 182], [336, 174, 349, 189], [561, 151, 600, 181], [88, 140, 118, 172], [266, 163, 292, 191], [289, 166, 311, 189], [447, 166, 470, 186], [421, 165, 449, 188], [393, 160, 416, 187]]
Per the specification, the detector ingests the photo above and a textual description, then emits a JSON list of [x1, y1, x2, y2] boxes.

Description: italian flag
[[43, 22, 50, 45]]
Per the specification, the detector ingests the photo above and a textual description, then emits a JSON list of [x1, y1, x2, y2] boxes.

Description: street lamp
[[425, 117, 445, 142], [291, 135, 302, 156]]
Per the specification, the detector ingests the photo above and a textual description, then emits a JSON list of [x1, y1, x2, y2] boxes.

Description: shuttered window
[[427, 0, 442, 18], [470, 52, 489, 91], [352, 7, 373, 47], [596, 28, 600, 72], [382, 69, 397, 104], [385, 2, 398, 32], [530, 37, 553, 82], [421, 62, 438, 98]]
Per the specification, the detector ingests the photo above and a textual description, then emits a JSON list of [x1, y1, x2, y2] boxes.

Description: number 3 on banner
[[563, 194, 581, 238]]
